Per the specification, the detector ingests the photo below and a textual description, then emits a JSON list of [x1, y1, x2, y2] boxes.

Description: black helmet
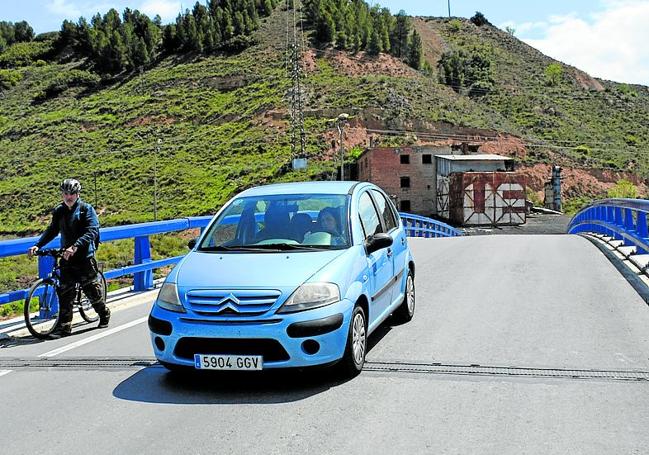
[[60, 178, 81, 194]]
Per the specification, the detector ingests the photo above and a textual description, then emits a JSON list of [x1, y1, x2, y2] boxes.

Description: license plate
[[194, 354, 263, 371]]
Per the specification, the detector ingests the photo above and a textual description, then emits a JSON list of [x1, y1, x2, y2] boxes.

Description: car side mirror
[[364, 233, 393, 255], [187, 238, 198, 249]]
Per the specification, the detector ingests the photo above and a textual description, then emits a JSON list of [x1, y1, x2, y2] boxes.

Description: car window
[[358, 191, 383, 238], [371, 190, 398, 232], [198, 193, 351, 250]]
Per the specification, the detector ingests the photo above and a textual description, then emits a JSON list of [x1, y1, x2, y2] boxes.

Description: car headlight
[[156, 283, 186, 313], [278, 282, 340, 313]]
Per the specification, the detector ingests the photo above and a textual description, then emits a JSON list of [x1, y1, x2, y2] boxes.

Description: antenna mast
[[287, 0, 307, 169]]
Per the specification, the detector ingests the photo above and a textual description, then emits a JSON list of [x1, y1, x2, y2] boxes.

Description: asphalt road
[[1, 235, 649, 454]]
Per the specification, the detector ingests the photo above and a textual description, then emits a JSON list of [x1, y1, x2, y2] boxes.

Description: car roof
[[236, 181, 371, 197]]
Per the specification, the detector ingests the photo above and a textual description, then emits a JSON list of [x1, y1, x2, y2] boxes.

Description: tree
[[14, 21, 34, 42], [544, 63, 563, 86], [367, 29, 382, 55], [391, 10, 410, 58], [0, 22, 15, 45], [0, 35, 6, 53], [408, 29, 423, 69], [470, 11, 490, 27]]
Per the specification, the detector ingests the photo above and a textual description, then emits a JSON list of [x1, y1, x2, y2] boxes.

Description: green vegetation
[[544, 63, 563, 86], [1, 2, 649, 305], [607, 179, 638, 198], [303, 0, 423, 68]]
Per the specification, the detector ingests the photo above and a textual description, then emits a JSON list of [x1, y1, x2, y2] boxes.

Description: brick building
[[357, 146, 527, 226], [357, 146, 451, 214]]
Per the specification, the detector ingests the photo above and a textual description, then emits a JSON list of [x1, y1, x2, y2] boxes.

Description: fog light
[[154, 336, 165, 351], [302, 340, 320, 355]]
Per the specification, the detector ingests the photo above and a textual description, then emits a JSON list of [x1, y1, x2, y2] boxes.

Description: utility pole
[[448, 0, 451, 17], [336, 113, 349, 181]]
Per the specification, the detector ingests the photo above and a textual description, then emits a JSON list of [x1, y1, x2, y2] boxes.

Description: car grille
[[174, 337, 290, 362], [185, 289, 281, 318]]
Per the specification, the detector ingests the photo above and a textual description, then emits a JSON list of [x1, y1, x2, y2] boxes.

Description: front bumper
[[148, 298, 354, 369]]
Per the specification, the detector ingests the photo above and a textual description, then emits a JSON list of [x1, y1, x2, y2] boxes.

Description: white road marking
[[0, 370, 12, 377], [39, 317, 148, 358]]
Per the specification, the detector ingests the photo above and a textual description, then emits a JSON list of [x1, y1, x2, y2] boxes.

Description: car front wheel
[[338, 305, 367, 378]]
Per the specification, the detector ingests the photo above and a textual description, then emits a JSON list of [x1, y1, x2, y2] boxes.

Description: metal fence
[[399, 212, 464, 238], [0, 211, 460, 306], [568, 198, 648, 254]]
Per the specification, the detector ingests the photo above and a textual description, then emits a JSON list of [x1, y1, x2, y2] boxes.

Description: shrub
[[33, 69, 100, 101], [607, 179, 638, 199], [0, 41, 51, 68], [470, 12, 490, 27], [544, 63, 563, 86], [0, 68, 22, 90], [448, 19, 462, 32]]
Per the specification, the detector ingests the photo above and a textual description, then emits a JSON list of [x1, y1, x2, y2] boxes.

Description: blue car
[[148, 181, 415, 377]]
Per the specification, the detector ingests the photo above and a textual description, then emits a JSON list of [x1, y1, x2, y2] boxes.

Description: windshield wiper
[[254, 243, 331, 251], [198, 245, 271, 252]]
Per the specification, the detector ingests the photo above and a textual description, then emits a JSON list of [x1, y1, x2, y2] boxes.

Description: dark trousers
[[56, 257, 107, 325]]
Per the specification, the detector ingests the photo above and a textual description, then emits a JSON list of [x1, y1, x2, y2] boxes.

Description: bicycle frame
[[34, 251, 63, 320]]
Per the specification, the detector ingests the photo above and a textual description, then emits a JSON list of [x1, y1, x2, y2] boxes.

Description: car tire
[[337, 305, 367, 378], [393, 270, 415, 323]]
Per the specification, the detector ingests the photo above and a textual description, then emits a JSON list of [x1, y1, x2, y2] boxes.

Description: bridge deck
[[1, 235, 648, 454]]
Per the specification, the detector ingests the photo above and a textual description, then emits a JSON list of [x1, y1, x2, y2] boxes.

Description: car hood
[[176, 250, 346, 289]]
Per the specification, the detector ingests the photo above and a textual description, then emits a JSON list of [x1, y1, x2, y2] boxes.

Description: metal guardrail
[[568, 198, 649, 254], [0, 216, 213, 305], [399, 212, 463, 238], [0, 211, 460, 306]]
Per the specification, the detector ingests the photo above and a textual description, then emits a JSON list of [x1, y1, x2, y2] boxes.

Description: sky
[[1, 0, 648, 85]]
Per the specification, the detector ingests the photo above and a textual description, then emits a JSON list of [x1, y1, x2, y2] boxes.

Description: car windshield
[[198, 193, 351, 251]]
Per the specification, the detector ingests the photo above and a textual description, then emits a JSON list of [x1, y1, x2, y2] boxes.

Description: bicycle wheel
[[78, 271, 107, 323], [24, 278, 60, 338]]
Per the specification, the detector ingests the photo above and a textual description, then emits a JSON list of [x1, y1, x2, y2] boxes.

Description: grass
[[1, 9, 648, 314]]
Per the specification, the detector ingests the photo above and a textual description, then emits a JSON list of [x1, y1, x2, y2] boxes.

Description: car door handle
[[386, 248, 393, 258]]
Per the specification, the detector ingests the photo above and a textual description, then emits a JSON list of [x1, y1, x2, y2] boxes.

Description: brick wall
[[358, 146, 452, 215]]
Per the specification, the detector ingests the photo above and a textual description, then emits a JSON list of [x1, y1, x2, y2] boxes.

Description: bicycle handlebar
[[34, 248, 64, 258]]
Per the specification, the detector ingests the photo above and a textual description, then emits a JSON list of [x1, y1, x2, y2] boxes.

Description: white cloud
[[46, 0, 82, 18], [139, 0, 182, 21], [516, 2, 649, 85]]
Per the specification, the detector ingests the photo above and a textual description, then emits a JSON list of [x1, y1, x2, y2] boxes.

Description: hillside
[[1, 7, 648, 236]]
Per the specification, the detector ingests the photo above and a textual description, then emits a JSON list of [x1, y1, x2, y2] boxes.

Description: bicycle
[[24, 249, 107, 338]]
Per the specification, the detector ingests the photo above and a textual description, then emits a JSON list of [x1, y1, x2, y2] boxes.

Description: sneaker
[[98, 308, 111, 328]]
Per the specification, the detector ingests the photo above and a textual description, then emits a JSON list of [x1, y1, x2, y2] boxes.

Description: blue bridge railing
[[568, 198, 648, 254], [399, 213, 463, 238], [0, 216, 212, 305], [0, 211, 460, 306]]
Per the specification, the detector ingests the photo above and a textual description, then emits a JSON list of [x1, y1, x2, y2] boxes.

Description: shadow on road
[[112, 316, 402, 405], [113, 364, 352, 405]]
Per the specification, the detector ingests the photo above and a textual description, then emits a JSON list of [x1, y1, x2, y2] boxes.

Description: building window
[[400, 200, 411, 211], [400, 155, 410, 164], [400, 176, 410, 188], [422, 154, 432, 164]]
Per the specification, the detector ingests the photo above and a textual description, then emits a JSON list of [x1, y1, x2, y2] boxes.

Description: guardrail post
[[636, 211, 648, 254], [623, 209, 635, 246], [134, 236, 153, 291]]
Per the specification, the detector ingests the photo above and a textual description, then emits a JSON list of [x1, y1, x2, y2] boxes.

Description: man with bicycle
[[28, 179, 110, 338]]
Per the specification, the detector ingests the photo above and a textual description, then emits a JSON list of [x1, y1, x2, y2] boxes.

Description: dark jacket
[[36, 199, 100, 260]]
